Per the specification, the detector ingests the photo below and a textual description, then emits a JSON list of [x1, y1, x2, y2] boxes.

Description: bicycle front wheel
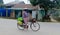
[[30, 22, 40, 31]]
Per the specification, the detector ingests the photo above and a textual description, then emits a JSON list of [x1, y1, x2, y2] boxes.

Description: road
[[0, 18, 60, 35]]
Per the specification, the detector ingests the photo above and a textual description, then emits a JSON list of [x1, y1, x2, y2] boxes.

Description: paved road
[[0, 18, 60, 35]]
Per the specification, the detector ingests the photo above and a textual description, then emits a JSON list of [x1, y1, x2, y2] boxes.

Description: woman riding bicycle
[[17, 10, 40, 31], [22, 9, 29, 29], [17, 9, 29, 29]]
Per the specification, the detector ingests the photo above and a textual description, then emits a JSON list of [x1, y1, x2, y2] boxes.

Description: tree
[[30, 0, 60, 21], [0, 0, 3, 5]]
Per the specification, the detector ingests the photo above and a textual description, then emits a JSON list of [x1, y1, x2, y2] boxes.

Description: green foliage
[[30, 0, 38, 6], [0, 0, 3, 5], [30, 0, 60, 9]]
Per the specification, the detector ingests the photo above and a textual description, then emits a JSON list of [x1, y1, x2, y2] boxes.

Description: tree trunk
[[42, 8, 51, 22], [39, 5, 51, 22]]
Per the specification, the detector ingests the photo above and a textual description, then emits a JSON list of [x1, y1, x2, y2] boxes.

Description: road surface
[[0, 18, 60, 35]]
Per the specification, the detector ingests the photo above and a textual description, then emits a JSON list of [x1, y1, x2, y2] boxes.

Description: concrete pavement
[[0, 18, 60, 35]]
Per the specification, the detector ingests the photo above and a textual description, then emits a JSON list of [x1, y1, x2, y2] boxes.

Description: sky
[[3, 0, 30, 4]]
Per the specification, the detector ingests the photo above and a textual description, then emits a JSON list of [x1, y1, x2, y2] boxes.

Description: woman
[[22, 9, 29, 29]]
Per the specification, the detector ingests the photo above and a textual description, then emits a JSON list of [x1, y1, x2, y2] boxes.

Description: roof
[[5, 1, 38, 10], [11, 4, 38, 10]]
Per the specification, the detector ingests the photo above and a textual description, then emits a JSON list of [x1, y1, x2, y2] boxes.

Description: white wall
[[37, 10, 42, 20], [32, 11, 36, 18]]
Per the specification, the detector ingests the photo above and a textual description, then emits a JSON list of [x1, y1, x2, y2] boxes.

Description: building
[[6, 3, 38, 20], [0, 1, 38, 21], [0, 1, 25, 17]]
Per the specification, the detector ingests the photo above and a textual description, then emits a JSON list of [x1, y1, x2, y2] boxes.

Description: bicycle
[[17, 18, 40, 31]]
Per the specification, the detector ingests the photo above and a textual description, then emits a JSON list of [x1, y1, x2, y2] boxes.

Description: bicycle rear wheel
[[17, 23, 24, 30], [30, 22, 40, 31]]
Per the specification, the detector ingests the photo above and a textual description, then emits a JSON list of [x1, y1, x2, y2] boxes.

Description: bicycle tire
[[30, 22, 40, 32], [17, 23, 24, 30]]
